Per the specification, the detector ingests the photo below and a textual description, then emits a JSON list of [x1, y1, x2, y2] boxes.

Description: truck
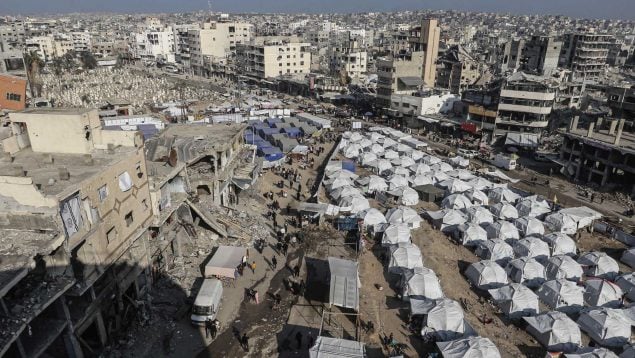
[[191, 278, 223, 326], [493, 154, 517, 170]]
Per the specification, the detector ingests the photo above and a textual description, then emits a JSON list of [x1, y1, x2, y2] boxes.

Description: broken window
[[106, 227, 117, 243], [98, 184, 108, 202], [125, 211, 134, 226], [60, 194, 84, 238], [136, 161, 144, 178]]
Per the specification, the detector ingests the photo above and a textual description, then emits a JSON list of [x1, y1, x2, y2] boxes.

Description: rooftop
[[564, 127, 635, 153], [19, 108, 94, 115]]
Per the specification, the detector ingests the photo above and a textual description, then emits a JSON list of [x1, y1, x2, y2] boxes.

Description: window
[[98, 184, 108, 202], [300, 61, 304, 65], [5, 93, 21, 101], [125, 211, 134, 226], [136, 162, 144, 178], [106, 227, 117, 243]]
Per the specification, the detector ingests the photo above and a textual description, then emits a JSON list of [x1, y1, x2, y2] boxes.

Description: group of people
[[205, 318, 220, 339]]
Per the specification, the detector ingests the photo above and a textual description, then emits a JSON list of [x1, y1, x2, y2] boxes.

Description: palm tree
[[23, 51, 44, 97]]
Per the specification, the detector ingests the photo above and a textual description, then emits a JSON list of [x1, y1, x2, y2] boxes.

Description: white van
[[493, 154, 517, 170], [191, 278, 223, 326]]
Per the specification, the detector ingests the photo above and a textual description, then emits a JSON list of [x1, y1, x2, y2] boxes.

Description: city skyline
[[0, 0, 634, 20]]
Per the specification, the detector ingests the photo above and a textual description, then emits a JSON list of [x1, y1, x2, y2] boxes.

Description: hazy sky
[[0, 0, 633, 20]]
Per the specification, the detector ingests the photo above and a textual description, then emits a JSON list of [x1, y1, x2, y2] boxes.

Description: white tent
[[343, 143, 362, 158], [544, 212, 578, 235], [327, 177, 354, 191], [621, 247, 635, 269], [577, 308, 634, 347], [410, 150, 425, 162], [411, 174, 434, 187], [524, 311, 581, 353], [383, 149, 399, 159], [356, 208, 387, 228], [386, 206, 422, 228], [410, 163, 432, 176], [388, 175, 409, 190], [560, 206, 602, 230], [464, 206, 494, 225], [430, 162, 454, 173], [422, 155, 442, 165], [326, 169, 359, 180], [565, 347, 620, 358], [369, 132, 385, 142], [541, 233, 577, 256], [398, 187, 420, 206], [505, 257, 546, 288], [484, 221, 520, 241], [488, 283, 539, 318], [465, 260, 508, 290], [615, 273, 635, 302], [475, 239, 515, 265], [398, 156, 416, 168], [490, 203, 519, 220], [401, 267, 444, 300], [544, 255, 584, 281], [448, 156, 470, 168], [389, 243, 424, 274], [442, 194, 474, 210], [577, 252, 620, 280], [488, 187, 521, 204], [436, 336, 501, 358], [369, 143, 385, 155], [516, 196, 552, 218], [390, 166, 411, 177], [513, 217, 545, 237], [513, 237, 551, 260], [348, 132, 363, 142], [331, 185, 362, 200], [309, 336, 365, 358], [382, 223, 412, 247], [419, 298, 468, 341], [432, 171, 451, 183], [360, 152, 378, 167], [358, 138, 372, 148], [381, 137, 397, 148], [465, 188, 489, 206], [365, 175, 387, 193], [583, 279, 623, 308], [338, 195, 370, 214], [396, 143, 414, 154], [328, 257, 360, 310], [457, 223, 488, 247], [537, 279, 584, 313], [468, 177, 494, 191], [447, 169, 476, 181], [438, 179, 472, 193], [426, 209, 467, 232], [372, 159, 392, 175]]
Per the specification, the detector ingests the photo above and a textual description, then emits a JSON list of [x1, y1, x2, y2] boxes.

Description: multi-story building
[[236, 36, 311, 79], [70, 31, 92, 53], [25, 35, 56, 62], [0, 23, 25, 48], [498, 38, 525, 74], [376, 52, 425, 108], [436, 45, 483, 94], [328, 38, 367, 81], [407, 19, 440, 87], [172, 23, 199, 67], [0, 74, 27, 111], [188, 21, 253, 76], [522, 35, 562, 76], [606, 85, 635, 121], [0, 41, 26, 76], [559, 31, 613, 81], [134, 27, 175, 62], [53, 36, 74, 57]]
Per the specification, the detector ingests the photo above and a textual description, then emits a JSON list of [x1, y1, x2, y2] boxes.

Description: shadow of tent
[[304, 257, 329, 302]]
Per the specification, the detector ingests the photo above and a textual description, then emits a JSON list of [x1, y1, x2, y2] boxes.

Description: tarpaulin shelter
[[422, 155, 442, 165], [537, 279, 584, 313], [328, 257, 360, 310], [465, 260, 508, 290], [382, 224, 412, 247], [468, 177, 494, 191], [436, 336, 501, 358], [564, 347, 621, 358], [425, 209, 467, 232], [621, 247, 635, 269], [442, 194, 474, 210], [505, 257, 546, 288], [418, 298, 469, 341], [371, 159, 392, 175], [410, 163, 432, 176], [204, 246, 247, 279], [516, 196, 552, 218], [330, 185, 362, 200], [356, 208, 387, 228], [615, 273, 635, 301], [514, 217, 545, 237], [488, 283, 539, 318], [369, 143, 385, 155], [309, 336, 366, 358], [327, 177, 354, 191], [388, 175, 409, 190], [523, 311, 581, 353], [490, 203, 519, 220], [577, 308, 634, 347], [360, 152, 378, 167], [513, 237, 550, 260], [432, 171, 451, 183], [578, 251, 619, 280], [389, 243, 424, 274], [475, 239, 514, 265], [484, 220, 520, 241], [465, 188, 489, 206], [389, 166, 411, 177], [541, 233, 577, 256], [383, 149, 399, 160], [430, 162, 454, 173], [438, 179, 472, 194], [560, 206, 602, 230], [400, 267, 444, 300], [343, 143, 363, 158], [464, 206, 494, 225], [545, 212, 578, 235], [448, 156, 470, 168], [386, 206, 422, 229], [410, 174, 434, 187], [544, 255, 584, 281], [389, 187, 420, 206], [488, 187, 521, 204], [583, 279, 623, 308], [446, 169, 476, 181], [338, 195, 370, 214], [415, 185, 445, 202], [457, 223, 488, 247]]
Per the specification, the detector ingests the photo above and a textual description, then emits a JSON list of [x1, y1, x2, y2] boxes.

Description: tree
[[62, 51, 77, 71], [23, 51, 44, 98], [79, 51, 98, 70]]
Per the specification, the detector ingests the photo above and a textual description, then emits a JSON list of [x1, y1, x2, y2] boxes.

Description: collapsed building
[[0, 109, 257, 356]]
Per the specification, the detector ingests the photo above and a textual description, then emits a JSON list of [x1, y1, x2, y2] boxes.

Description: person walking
[[307, 331, 314, 348], [205, 318, 212, 338], [250, 261, 256, 274], [271, 256, 278, 269], [282, 242, 289, 256], [293, 264, 300, 277], [210, 321, 217, 339], [295, 331, 303, 349], [241, 333, 249, 351]]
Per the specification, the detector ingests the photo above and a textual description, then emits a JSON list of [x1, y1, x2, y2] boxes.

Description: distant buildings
[[236, 36, 311, 79], [522, 35, 562, 76], [188, 21, 253, 76], [0, 74, 27, 111], [559, 31, 613, 82], [376, 52, 425, 108], [436, 45, 483, 94]]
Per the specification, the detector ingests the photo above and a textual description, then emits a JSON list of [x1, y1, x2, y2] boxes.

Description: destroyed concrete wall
[[0, 176, 58, 208]]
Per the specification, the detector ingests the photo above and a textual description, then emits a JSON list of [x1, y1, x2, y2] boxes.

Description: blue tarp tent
[[282, 127, 303, 138], [258, 127, 280, 138], [265, 117, 282, 127], [258, 146, 284, 162], [342, 160, 356, 173]]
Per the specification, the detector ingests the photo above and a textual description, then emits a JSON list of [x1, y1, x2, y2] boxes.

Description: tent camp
[[465, 260, 508, 290], [523, 311, 581, 353], [488, 187, 521, 204], [621, 247, 635, 269], [389, 243, 424, 274], [544, 255, 584, 281], [537, 279, 584, 313], [516, 196, 552, 218], [541, 233, 577, 256], [615, 273, 635, 301], [382, 224, 412, 247], [583, 279, 623, 308], [388, 175, 409, 190], [446, 169, 476, 181], [513, 237, 551, 260], [204, 246, 247, 279], [559, 206, 602, 230], [505, 257, 547, 288], [410, 163, 432, 176], [468, 177, 494, 191], [488, 283, 539, 318], [483, 220, 520, 241], [513, 217, 545, 237], [356, 208, 387, 229], [400, 267, 444, 300], [438, 178, 472, 194], [418, 298, 469, 341], [490, 203, 519, 220], [544, 212, 578, 235], [465, 188, 489, 206], [385, 206, 422, 228], [389, 186, 420, 206], [328, 257, 360, 310], [457, 223, 488, 247], [442, 194, 474, 210], [475, 239, 515, 265], [577, 252, 620, 280], [338, 195, 371, 214], [426, 209, 467, 232], [564, 348, 620, 358], [448, 156, 470, 168], [577, 308, 634, 347], [430, 162, 454, 173], [309, 336, 365, 358], [436, 336, 501, 358]]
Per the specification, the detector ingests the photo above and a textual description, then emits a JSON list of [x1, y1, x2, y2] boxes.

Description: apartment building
[[70, 31, 92, 53], [376, 52, 425, 108], [0, 74, 27, 111], [25, 35, 56, 62], [498, 38, 525, 74], [0, 23, 26, 47], [134, 27, 175, 62], [522, 35, 562, 76], [53, 37, 74, 57], [236, 36, 311, 79], [188, 21, 253, 76], [436, 45, 483, 94], [560, 31, 613, 81], [328, 38, 367, 80], [0, 108, 152, 357], [407, 19, 440, 87]]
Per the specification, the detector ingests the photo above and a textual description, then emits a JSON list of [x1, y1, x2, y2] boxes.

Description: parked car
[[458, 148, 479, 158], [533, 152, 552, 162]]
